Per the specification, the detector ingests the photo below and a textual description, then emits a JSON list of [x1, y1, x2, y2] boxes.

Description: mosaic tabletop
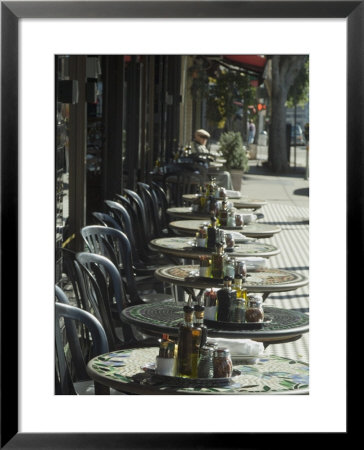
[[154, 265, 308, 293], [149, 236, 280, 259], [166, 206, 258, 220], [182, 193, 267, 210], [168, 219, 281, 239], [120, 302, 309, 341], [87, 347, 309, 395]]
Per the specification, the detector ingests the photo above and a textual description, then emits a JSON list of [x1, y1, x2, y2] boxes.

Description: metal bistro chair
[[93, 207, 157, 277], [55, 286, 111, 395], [105, 199, 171, 268], [136, 182, 161, 239], [123, 188, 155, 252], [137, 182, 175, 239], [81, 225, 175, 306], [123, 188, 173, 266], [75, 252, 159, 349], [92, 211, 121, 231], [114, 193, 155, 265], [151, 181, 171, 235]]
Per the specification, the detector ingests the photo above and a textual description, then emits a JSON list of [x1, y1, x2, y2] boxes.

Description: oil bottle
[[177, 297, 202, 378]]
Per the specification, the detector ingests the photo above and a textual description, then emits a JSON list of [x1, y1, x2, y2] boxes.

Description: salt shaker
[[197, 346, 214, 378]]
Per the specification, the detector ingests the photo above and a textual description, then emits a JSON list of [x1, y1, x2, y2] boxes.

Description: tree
[[268, 55, 307, 173], [189, 58, 257, 139]]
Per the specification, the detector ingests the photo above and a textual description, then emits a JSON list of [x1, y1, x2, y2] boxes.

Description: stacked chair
[[55, 285, 112, 395], [56, 182, 184, 395], [81, 225, 174, 305]]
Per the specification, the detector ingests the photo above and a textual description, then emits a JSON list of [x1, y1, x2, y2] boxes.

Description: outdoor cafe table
[[168, 219, 281, 239], [120, 301, 309, 346], [86, 347, 309, 395], [182, 193, 267, 210], [149, 236, 280, 260], [154, 264, 308, 301], [166, 206, 264, 221]]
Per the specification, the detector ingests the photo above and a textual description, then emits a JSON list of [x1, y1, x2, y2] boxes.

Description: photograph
[[1, 0, 355, 447], [55, 53, 310, 397]]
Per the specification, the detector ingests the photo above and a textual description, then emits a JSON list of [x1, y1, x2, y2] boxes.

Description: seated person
[[192, 129, 211, 155], [192, 128, 232, 190]]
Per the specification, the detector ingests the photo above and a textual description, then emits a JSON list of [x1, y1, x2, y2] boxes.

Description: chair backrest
[[55, 287, 109, 395], [73, 258, 120, 350], [76, 252, 136, 345], [59, 247, 84, 309], [151, 182, 169, 230], [114, 194, 151, 262], [92, 211, 122, 231], [104, 200, 136, 248], [123, 189, 151, 244], [137, 182, 160, 239], [80, 225, 143, 305], [55, 284, 91, 378]]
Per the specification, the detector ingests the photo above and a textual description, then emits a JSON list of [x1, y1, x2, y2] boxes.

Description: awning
[[222, 55, 267, 74]]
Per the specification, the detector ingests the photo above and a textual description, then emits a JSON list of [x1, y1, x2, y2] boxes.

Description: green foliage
[[189, 58, 258, 131], [218, 131, 249, 172], [208, 70, 257, 130], [286, 57, 309, 107]]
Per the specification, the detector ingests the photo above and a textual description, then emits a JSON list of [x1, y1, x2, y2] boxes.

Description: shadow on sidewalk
[[294, 187, 309, 196], [246, 162, 307, 179]]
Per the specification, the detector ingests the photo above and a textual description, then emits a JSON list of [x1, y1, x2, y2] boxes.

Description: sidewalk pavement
[[236, 155, 309, 364]]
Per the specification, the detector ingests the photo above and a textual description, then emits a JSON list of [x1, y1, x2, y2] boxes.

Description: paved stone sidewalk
[[238, 158, 309, 363]]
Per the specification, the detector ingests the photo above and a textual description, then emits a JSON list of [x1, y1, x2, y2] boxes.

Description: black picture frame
[[1, 1, 356, 447]]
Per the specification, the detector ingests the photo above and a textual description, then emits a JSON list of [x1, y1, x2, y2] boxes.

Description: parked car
[[290, 124, 305, 146]]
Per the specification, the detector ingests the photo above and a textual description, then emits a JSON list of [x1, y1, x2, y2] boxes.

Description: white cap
[[195, 129, 210, 139]]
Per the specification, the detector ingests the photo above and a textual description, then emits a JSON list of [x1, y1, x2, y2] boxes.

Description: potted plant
[[218, 131, 249, 191]]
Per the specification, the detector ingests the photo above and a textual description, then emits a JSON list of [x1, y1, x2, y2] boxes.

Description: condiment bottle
[[156, 334, 176, 376], [207, 216, 218, 250], [229, 294, 246, 323], [218, 187, 226, 199], [197, 346, 214, 378], [245, 294, 264, 323], [199, 185, 207, 210], [213, 347, 233, 378], [223, 256, 235, 278], [218, 200, 228, 227], [227, 208, 236, 227], [158, 333, 171, 358], [193, 301, 208, 348], [177, 297, 202, 378], [235, 259, 247, 281], [232, 275, 247, 322], [232, 274, 246, 299], [224, 233, 235, 252], [199, 255, 211, 278], [196, 226, 207, 248], [217, 276, 236, 322], [235, 214, 243, 227], [211, 243, 224, 279], [203, 289, 217, 320]]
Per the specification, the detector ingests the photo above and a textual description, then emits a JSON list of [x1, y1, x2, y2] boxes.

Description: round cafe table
[[120, 302, 309, 345], [87, 347, 309, 395], [182, 193, 267, 210], [169, 219, 281, 239], [149, 236, 280, 259], [166, 206, 263, 221], [154, 264, 308, 297]]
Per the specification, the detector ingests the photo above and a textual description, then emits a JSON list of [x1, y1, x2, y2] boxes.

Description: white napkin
[[213, 338, 264, 356], [228, 231, 247, 240], [235, 257, 267, 269], [225, 190, 240, 198]]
